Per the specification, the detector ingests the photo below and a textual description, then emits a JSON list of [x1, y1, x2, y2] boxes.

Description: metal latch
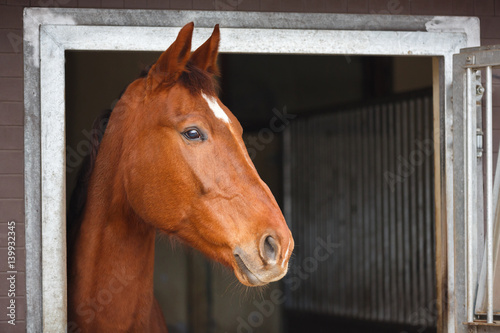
[[477, 128, 484, 158]]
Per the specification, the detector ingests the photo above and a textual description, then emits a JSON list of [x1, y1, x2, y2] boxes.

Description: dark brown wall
[[0, 0, 499, 332]]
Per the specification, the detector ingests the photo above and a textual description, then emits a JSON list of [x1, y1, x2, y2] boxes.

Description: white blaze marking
[[202, 92, 254, 170], [202, 93, 230, 123]]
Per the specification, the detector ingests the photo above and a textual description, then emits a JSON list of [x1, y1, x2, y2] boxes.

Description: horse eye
[[183, 128, 203, 141]]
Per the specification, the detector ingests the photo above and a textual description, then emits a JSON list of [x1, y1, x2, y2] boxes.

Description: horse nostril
[[262, 235, 278, 263]]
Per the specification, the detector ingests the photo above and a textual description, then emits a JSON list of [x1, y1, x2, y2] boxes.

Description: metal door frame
[[453, 45, 500, 330], [23, 8, 479, 332]]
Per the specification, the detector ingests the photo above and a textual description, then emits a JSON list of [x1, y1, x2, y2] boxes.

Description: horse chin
[[233, 254, 268, 287], [232, 252, 289, 287]]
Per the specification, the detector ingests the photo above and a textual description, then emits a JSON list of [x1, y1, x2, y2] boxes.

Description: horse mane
[[66, 108, 112, 249], [66, 62, 219, 250]]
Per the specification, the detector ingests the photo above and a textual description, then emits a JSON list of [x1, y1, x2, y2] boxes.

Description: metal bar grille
[[454, 47, 500, 327], [284, 92, 436, 327]]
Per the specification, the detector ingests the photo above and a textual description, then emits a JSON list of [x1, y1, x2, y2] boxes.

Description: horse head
[[107, 23, 294, 286]]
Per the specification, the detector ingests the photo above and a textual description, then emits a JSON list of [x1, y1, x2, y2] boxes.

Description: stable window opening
[[65, 51, 435, 333]]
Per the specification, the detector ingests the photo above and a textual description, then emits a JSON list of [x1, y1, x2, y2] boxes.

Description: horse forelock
[[177, 62, 219, 96]]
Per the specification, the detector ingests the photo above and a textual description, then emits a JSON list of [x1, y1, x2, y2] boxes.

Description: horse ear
[[147, 22, 194, 91], [189, 24, 220, 75]]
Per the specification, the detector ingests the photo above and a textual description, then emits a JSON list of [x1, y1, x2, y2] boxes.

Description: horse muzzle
[[232, 233, 293, 286]]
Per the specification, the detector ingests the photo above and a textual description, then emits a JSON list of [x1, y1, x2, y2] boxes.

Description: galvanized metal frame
[[23, 8, 478, 332], [453, 45, 500, 329]]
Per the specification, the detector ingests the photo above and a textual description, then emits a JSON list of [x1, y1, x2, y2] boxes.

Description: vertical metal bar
[[289, 122, 295, 310], [402, 100, 411, 321], [292, 119, 300, 311], [474, 69, 485, 290], [465, 67, 475, 323], [293, 120, 300, 311], [283, 116, 292, 243], [409, 99, 419, 316], [333, 111, 341, 315], [344, 110, 353, 317], [485, 65, 494, 324], [287, 122, 295, 310], [316, 115, 324, 313], [318, 115, 327, 312], [382, 103, 388, 320], [344, 109, 352, 315], [323, 113, 332, 314], [387, 102, 397, 323], [326, 114, 340, 314], [370, 106, 378, 320], [298, 119, 305, 311], [299, 118, 305, 311], [358, 108, 364, 318], [416, 97, 426, 325], [353, 109, 361, 318], [308, 115, 315, 312], [374, 104, 384, 320], [394, 101, 405, 323], [316, 115, 323, 313], [317, 114, 324, 313], [361, 107, 370, 320], [424, 95, 437, 327], [305, 117, 312, 311], [381, 103, 390, 321], [303, 115, 313, 314], [301, 117, 307, 311], [282, 123, 293, 307]]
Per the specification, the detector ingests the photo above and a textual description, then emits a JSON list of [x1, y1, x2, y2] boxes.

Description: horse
[[67, 23, 294, 332]]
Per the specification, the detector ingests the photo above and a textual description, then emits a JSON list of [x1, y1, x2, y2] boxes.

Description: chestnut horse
[[67, 23, 294, 332]]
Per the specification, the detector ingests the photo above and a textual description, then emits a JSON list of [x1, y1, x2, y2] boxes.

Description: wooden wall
[[1, 0, 499, 332]]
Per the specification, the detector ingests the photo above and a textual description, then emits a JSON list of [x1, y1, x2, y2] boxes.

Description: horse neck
[[69, 139, 158, 329]]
